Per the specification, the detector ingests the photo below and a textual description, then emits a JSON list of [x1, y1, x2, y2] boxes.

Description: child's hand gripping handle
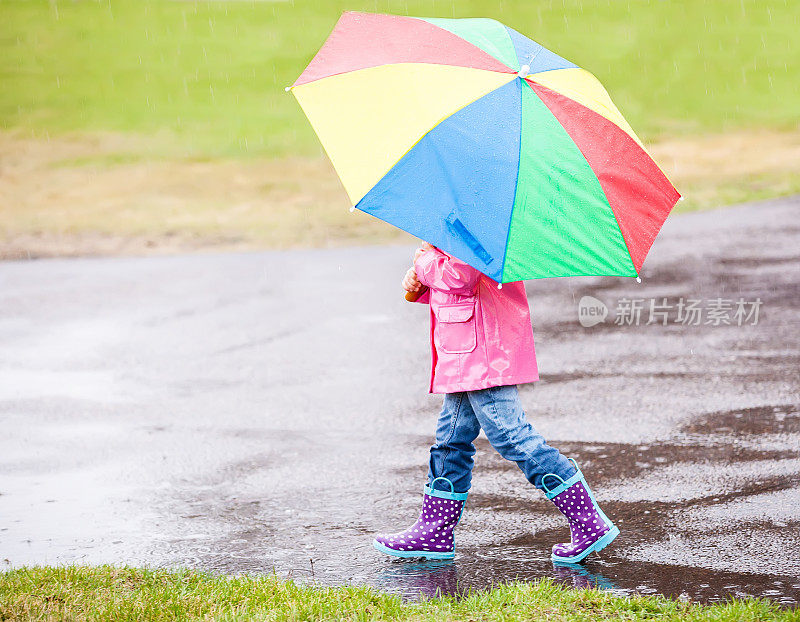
[[404, 243, 434, 302], [405, 285, 428, 302]]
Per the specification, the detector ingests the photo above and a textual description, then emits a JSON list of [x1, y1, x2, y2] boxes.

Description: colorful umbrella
[[287, 12, 680, 283]]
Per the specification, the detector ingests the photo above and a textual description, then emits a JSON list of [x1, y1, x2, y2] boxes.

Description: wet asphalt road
[[1, 196, 799, 606]]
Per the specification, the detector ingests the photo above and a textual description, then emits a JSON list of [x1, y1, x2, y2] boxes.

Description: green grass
[[1, 566, 797, 622], [2, 0, 799, 159]]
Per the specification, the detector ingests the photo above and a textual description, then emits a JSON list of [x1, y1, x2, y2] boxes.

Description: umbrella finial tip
[[284, 86, 291, 92], [349, 206, 355, 213], [636, 276, 642, 283], [497, 283, 503, 290], [517, 65, 530, 78]]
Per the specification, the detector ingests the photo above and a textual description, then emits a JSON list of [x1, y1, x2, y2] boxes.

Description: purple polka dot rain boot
[[373, 477, 467, 559], [543, 460, 619, 564]]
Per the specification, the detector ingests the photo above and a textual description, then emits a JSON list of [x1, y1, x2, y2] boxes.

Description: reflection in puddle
[[374, 560, 459, 599], [363, 549, 799, 605], [550, 562, 619, 592], [372, 559, 621, 600]]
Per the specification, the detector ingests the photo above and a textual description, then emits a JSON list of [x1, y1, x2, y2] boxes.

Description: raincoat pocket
[[435, 301, 477, 354]]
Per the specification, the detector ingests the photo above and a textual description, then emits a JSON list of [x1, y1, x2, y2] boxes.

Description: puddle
[[2, 200, 800, 607], [682, 404, 800, 436]]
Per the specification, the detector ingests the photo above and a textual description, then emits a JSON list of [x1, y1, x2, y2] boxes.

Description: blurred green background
[[1, 0, 799, 257], [4, 0, 798, 156]]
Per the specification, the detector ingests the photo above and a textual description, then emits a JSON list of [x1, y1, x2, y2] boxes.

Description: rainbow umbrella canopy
[[288, 12, 681, 283]]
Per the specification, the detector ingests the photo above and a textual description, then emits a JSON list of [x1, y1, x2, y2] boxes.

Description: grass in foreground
[[0, 566, 797, 622]]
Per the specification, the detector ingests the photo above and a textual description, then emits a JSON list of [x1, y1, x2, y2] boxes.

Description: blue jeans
[[427, 385, 576, 493]]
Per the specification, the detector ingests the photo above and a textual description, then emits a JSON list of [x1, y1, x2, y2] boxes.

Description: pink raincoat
[[413, 248, 539, 394]]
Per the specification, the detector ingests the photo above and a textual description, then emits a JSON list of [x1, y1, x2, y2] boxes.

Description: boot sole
[[551, 525, 620, 565], [373, 539, 455, 560]]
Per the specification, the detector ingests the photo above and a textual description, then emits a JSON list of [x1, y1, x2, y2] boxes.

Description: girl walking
[[372, 242, 619, 564]]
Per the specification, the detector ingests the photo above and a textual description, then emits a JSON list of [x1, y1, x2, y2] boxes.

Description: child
[[372, 242, 619, 564]]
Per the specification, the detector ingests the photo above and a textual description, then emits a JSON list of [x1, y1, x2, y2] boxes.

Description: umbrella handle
[[405, 285, 428, 302]]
